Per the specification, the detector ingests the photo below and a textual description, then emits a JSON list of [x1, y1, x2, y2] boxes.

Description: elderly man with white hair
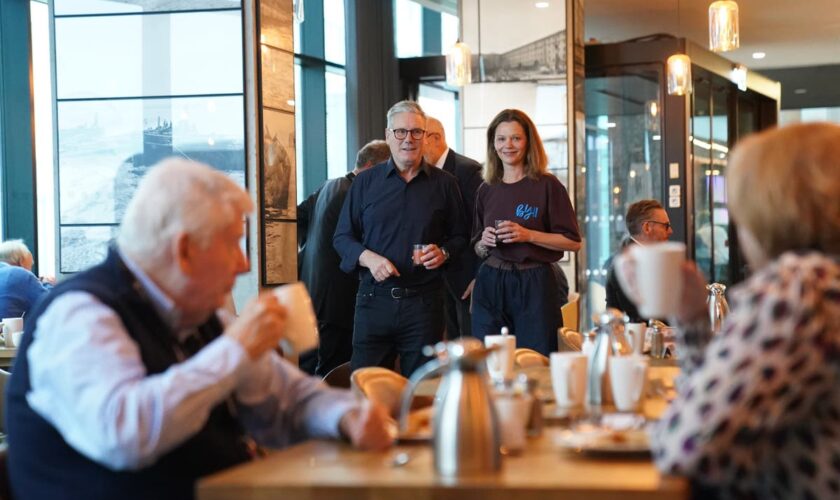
[[6, 158, 393, 500]]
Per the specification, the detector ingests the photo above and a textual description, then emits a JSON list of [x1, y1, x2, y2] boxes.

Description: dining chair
[[513, 348, 549, 368], [558, 327, 583, 351], [350, 367, 409, 417], [322, 361, 352, 389], [560, 293, 580, 332]]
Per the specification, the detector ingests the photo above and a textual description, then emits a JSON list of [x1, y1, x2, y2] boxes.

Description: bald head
[[423, 117, 449, 165]]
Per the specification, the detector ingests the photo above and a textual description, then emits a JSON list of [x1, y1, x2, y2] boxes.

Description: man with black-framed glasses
[[334, 101, 467, 377], [605, 199, 673, 322]]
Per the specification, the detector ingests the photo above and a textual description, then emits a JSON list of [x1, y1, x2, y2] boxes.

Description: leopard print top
[[651, 251, 840, 499]]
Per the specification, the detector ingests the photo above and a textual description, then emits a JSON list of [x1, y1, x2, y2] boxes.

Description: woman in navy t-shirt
[[471, 109, 581, 355]]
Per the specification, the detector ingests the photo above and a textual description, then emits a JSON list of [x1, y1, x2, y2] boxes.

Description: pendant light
[[667, 0, 692, 96], [446, 40, 472, 87], [709, 1, 739, 52], [730, 63, 747, 91], [667, 54, 692, 96]]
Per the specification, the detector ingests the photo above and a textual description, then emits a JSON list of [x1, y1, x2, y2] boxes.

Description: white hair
[[386, 100, 426, 128], [0, 239, 32, 266], [117, 158, 253, 264]]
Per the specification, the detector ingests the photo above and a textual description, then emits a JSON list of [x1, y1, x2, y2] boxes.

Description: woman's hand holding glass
[[480, 226, 499, 247], [494, 220, 532, 244]]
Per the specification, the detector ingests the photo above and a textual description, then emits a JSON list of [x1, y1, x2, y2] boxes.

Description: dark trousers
[[443, 279, 472, 339], [314, 321, 353, 377], [351, 285, 444, 378], [471, 262, 560, 355]]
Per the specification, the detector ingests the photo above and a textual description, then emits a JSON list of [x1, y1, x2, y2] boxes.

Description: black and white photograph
[[56, 96, 246, 273], [261, 107, 297, 285], [473, 0, 566, 83]]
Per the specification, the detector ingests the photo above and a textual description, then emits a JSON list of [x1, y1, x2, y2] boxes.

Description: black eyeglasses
[[388, 128, 426, 140], [644, 220, 672, 230]]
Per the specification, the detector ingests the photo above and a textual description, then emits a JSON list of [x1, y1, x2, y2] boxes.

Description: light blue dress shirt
[[25, 251, 357, 471]]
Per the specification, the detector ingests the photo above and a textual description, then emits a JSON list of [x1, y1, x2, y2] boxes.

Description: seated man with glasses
[[605, 199, 673, 322], [334, 100, 467, 377]]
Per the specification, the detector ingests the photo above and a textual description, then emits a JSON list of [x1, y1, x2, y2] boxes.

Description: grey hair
[[0, 239, 32, 266], [355, 140, 391, 168], [386, 100, 426, 128], [117, 157, 253, 264]]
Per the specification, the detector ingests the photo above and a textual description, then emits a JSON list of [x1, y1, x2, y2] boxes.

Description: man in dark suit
[[423, 117, 483, 339], [297, 140, 391, 376]]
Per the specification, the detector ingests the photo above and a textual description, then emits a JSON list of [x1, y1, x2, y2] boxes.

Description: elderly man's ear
[[174, 232, 198, 275]]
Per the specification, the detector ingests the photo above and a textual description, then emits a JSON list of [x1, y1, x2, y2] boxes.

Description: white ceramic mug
[[1, 318, 23, 348], [484, 334, 516, 383], [609, 355, 649, 412], [272, 282, 319, 354], [493, 393, 532, 455], [625, 323, 646, 355], [630, 242, 686, 318], [550, 352, 588, 408], [8, 331, 23, 348]]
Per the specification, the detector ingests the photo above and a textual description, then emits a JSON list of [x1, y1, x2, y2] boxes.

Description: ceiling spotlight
[[751, 52, 766, 59], [535, 1, 550, 7], [794, 88, 808, 95]]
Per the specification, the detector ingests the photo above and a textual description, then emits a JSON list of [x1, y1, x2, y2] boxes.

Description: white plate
[[555, 415, 650, 456]]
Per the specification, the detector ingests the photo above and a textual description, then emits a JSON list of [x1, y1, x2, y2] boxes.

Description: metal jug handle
[[398, 357, 445, 434]]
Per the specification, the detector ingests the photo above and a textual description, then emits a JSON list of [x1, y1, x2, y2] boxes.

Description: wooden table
[[198, 426, 687, 500], [0, 348, 16, 370]]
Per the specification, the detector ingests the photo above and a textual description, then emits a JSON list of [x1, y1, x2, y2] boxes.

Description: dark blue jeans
[[351, 285, 444, 378], [471, 262, 560, 355]]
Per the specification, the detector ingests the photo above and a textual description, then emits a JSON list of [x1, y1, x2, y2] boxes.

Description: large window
[[52, 1, 246, 272], [32, 1, 55, 277], [294, 0, 348, 197], [394, 0, 459, 58]]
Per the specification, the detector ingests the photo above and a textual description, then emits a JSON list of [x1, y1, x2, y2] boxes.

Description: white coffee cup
[[625, 323, 646, 355], [609, 355, 649, 412], [630, 242, 686, 318], [272, 282, 319, 354], [493, 393, 532, 455], [2, 317, 23, 334], [7, 331, 23, 348], [550, 352, 588, 408], [484, 334, 516, 383]]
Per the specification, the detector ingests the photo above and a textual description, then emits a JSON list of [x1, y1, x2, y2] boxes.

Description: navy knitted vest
[[6, 249, 251, 500]]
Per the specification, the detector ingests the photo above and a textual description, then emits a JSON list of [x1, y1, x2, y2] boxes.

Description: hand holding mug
[[226, 293, 287, 360]]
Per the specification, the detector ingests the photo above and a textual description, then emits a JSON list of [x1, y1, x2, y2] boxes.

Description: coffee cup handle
[[567, 368, 578, 402]]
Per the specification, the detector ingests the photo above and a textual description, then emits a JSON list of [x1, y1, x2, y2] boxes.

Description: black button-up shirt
[[333, 159, 467, 288]]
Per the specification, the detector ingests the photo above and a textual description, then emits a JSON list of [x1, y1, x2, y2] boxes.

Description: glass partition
[[691, 74, 731, 285], [583, 67, 663, 321]]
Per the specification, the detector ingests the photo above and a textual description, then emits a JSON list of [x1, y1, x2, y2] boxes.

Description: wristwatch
[[440, 246, 450, 262]]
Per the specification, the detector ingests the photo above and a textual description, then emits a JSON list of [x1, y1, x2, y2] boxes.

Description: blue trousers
[[351, 286, 444, 378], [471, 262, 560, 356]]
